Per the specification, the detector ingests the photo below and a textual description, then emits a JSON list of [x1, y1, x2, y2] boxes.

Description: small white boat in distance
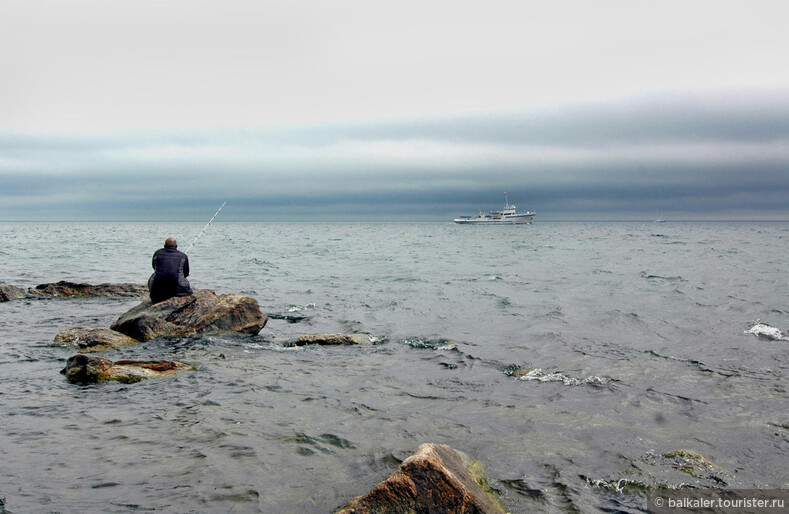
[[454, 193, 535, 224]]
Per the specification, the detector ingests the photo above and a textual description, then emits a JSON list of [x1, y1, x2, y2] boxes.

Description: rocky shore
[[15, 281, 510, 510], [23, 283, 267, 384], [28, 281, 149, 298], [40, 285, 267, 353], [0, 281, 148, 301]]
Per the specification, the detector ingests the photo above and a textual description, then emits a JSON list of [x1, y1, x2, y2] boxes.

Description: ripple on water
[[640, 271, 686, 282], [286, 432, 356, 455], [2, 221, 788, 512]]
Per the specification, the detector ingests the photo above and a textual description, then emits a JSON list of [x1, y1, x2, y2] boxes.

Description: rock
[[0, 284, 27, 302], [267, 312, 311, 324], [110, 289, 267, 341], [336, 443, 506, 513], [28, 281, 148, 298], [52, 326, 141, 352], [61, 354, 191, 384], [662, 450, 725, 479], [293, 333, 374, 346]]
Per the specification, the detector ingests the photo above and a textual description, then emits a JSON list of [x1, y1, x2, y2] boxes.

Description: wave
[[403, 337, 459, 351], [514, 368, 612, 387], [644, 350, 740, 377], [287, 303, 316, 313], [239, 257, 277, 267], [745, 320, 789, 341], [640, 271, 686, 282]]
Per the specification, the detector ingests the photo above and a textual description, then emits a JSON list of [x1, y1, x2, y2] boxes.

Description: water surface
[[1, 222, 787, 512]]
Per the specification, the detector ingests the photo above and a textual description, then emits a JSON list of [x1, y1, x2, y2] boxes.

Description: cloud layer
[[2, 1, 788, 220], [2, 90, 788, 220]]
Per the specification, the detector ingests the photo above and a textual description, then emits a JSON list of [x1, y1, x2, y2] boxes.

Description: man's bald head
[[164, 237, 177, 248]]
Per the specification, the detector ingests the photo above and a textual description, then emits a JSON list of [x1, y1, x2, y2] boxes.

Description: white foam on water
[[745, 320, 788, 341], [518, 368, 611, 386], [287, 303, 317, 313]]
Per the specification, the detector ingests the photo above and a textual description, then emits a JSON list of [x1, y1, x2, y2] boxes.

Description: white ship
[[454, 193, 535, 224]]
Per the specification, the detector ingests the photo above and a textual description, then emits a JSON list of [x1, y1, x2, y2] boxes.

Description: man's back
[[153, 247, 189, 279], [149, 239, 193, 303]]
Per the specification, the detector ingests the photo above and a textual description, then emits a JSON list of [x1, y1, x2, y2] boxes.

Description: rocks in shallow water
[[110, 289, 267, 341], [663, 450, 725, 480], [62, 354, 191, 383], [336, 443, 505, 513], [52, 326, 140, 352], [293, 333, 374, 346], [2, 281, 148, 301], [586, 449, 732, 493], [267, 312, 312, 324], [28, 281, 148, 298], [0, 284, 27, 302]]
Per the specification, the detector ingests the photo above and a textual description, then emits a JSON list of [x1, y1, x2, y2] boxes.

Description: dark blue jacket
[[148, 247, 193, 303]]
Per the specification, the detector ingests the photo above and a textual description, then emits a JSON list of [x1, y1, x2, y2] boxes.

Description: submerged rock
[[52, 326, 141, 352], [267, 312, 312, 324], [336, 443, 505, 513], [62, 354, 191, 384], [28, 281, 148, 298], [662, 450, 725, 480], [110, 289, 267, 341], [293, 333, 375, 346], [0, 284, 27, 302]]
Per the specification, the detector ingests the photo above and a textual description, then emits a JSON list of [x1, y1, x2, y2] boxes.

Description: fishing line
[[185, 201, 226, 254]]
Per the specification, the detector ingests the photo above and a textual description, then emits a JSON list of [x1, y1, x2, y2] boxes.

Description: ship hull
[[454, 213, 535, 224]]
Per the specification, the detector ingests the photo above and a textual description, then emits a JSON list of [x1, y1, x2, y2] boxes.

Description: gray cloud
[[1, 90, 788, 221]]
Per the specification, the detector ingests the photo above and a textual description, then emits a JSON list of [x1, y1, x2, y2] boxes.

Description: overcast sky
[[2, 0, 788, 220]]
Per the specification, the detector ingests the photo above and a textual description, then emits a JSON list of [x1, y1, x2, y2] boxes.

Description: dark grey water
[[1, 222, 787, 513]]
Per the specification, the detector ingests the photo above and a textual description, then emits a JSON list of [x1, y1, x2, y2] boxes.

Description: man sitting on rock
[[148, 237, 193, 303]]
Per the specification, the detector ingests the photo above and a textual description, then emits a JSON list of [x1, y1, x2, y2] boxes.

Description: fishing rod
[[185, 201, 226, 254]]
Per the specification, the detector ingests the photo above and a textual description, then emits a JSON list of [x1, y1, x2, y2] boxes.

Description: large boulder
[[52, 326, 141, 352], [0, 284, 27, 302], [62, 354, 191, 384], [110, 289, 267, 341], [28, 281, 148, 298], [337, 443, 506, 513]]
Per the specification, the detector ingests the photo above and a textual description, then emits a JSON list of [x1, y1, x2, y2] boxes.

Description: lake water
[[0, 221, 787, 512]]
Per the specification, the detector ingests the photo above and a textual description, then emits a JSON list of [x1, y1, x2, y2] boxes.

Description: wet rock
[[28, 281, 148, 298], [110, 289, 267, 341], [52, 326, 141, 352], [293, 333, 374, 346], [0, 284, 26, 302], [267, 312, 311, 324], [61, 354, 191, 384], [336, 443, 505, 513], [663, 450, 726, 480]]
